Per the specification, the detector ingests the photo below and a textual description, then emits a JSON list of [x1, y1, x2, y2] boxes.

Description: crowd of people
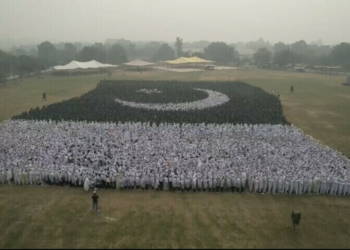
[[136, 88, 163, 94], [115, 88, 230, 111], [13, 80, 288, 125], [1, 119, 350, 196]]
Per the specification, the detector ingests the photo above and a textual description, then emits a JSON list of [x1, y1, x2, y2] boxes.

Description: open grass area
[[1, 68, 350, 248], [0, 185, 349, 249], [235, 69, 350, 158]]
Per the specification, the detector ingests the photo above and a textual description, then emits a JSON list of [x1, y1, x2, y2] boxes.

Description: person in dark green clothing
[[92, 190, 99, 212]]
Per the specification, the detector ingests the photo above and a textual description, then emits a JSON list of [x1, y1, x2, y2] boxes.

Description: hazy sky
[[1, 0, 349, 46]]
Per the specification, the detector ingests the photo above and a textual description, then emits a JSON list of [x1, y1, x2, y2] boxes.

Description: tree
[[317, 54, 332, 66], [204, 42, 237, 63], [314, 45, 332, 57], [0, 49, 44, 79], [54, 42, 65, 50], [74, 42, 83, 52], [153, 43, 175, 61], [274, 42, 288, 53], [56, 43, 78, 64], [15, 55, 43, 76], [133, 41, 161, 59], [0, 71, 5, 82], [246, 38, 271, 51], [64, 43, 77, 61], [253, 48, 272, 66], [291, 40, 308, 56], [304, 48, 318, 65], [192, 52, 205, 59], [191, 40, 210, 49], [331, 43, 350, 70], [272, 40, 333, 67], [29, 48, 38, 57], [107, 44, 127, 64], [105, 38, 119, 46], [311, 39, 324, 46], [0, 50, 15, 78], [174, 37, 183, 57], [232, 41, 245, 49], [115, 39, 136, 58], [76, 46, 106, 63], [274, 50, 301, 67], [182, 51, 191, 57], [37, 41, 57, 67], [10, 47, 28, 57]]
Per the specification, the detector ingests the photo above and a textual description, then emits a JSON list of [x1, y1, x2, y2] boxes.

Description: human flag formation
[[0, 80, 349, 195]]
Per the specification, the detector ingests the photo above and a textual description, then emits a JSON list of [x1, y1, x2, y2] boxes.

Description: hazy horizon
[[1, 0, 350, 48]]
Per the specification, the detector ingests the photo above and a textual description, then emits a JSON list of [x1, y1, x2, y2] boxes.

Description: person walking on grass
[[92, 190, 99, 212]]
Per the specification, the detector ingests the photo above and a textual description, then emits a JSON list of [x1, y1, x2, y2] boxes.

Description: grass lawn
[[0, 185, 349, 249], [235, 69, 350, 158], [1, 68, 350, 248]]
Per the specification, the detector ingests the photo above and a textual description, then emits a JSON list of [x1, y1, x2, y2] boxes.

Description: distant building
[[343, 76, 350, 86], [236, 48, 255, 60], [314, 66, 341, 75]]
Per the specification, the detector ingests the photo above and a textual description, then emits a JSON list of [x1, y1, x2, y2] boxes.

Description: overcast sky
[[1, 0, 349, 46]]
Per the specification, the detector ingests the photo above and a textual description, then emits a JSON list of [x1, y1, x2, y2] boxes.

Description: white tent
[[165, 56, 213, 65], [123, 59, 155, 67], [54, 60, 117, 70]]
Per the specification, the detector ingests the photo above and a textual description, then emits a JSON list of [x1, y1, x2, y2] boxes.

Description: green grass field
[[1, 185, 350, 249], [236, 69, 350, 158], [1, 68, 350, 248]]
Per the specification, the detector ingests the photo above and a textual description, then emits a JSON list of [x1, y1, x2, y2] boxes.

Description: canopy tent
[[165, 56, 213, 65], [187, 56, 213, 63], [54, 60, 117, 70], [165, 57, 191, 65], [123, 59, 155, 67], [314, 66, 341, 69], [314, 65, 341, 75]]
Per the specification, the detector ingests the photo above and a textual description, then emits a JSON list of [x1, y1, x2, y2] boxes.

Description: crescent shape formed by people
[[115, 88, 230, 111]]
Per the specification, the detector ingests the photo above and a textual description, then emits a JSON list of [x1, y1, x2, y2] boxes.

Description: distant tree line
[[0, 38, 238, 81], [2, 37, 350, 81], [250, 39, 350, 71], [0, 50, 44, 81]]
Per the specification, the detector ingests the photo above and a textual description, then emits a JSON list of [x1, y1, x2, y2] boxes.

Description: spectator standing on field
[[92, 190, 99, 212]]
